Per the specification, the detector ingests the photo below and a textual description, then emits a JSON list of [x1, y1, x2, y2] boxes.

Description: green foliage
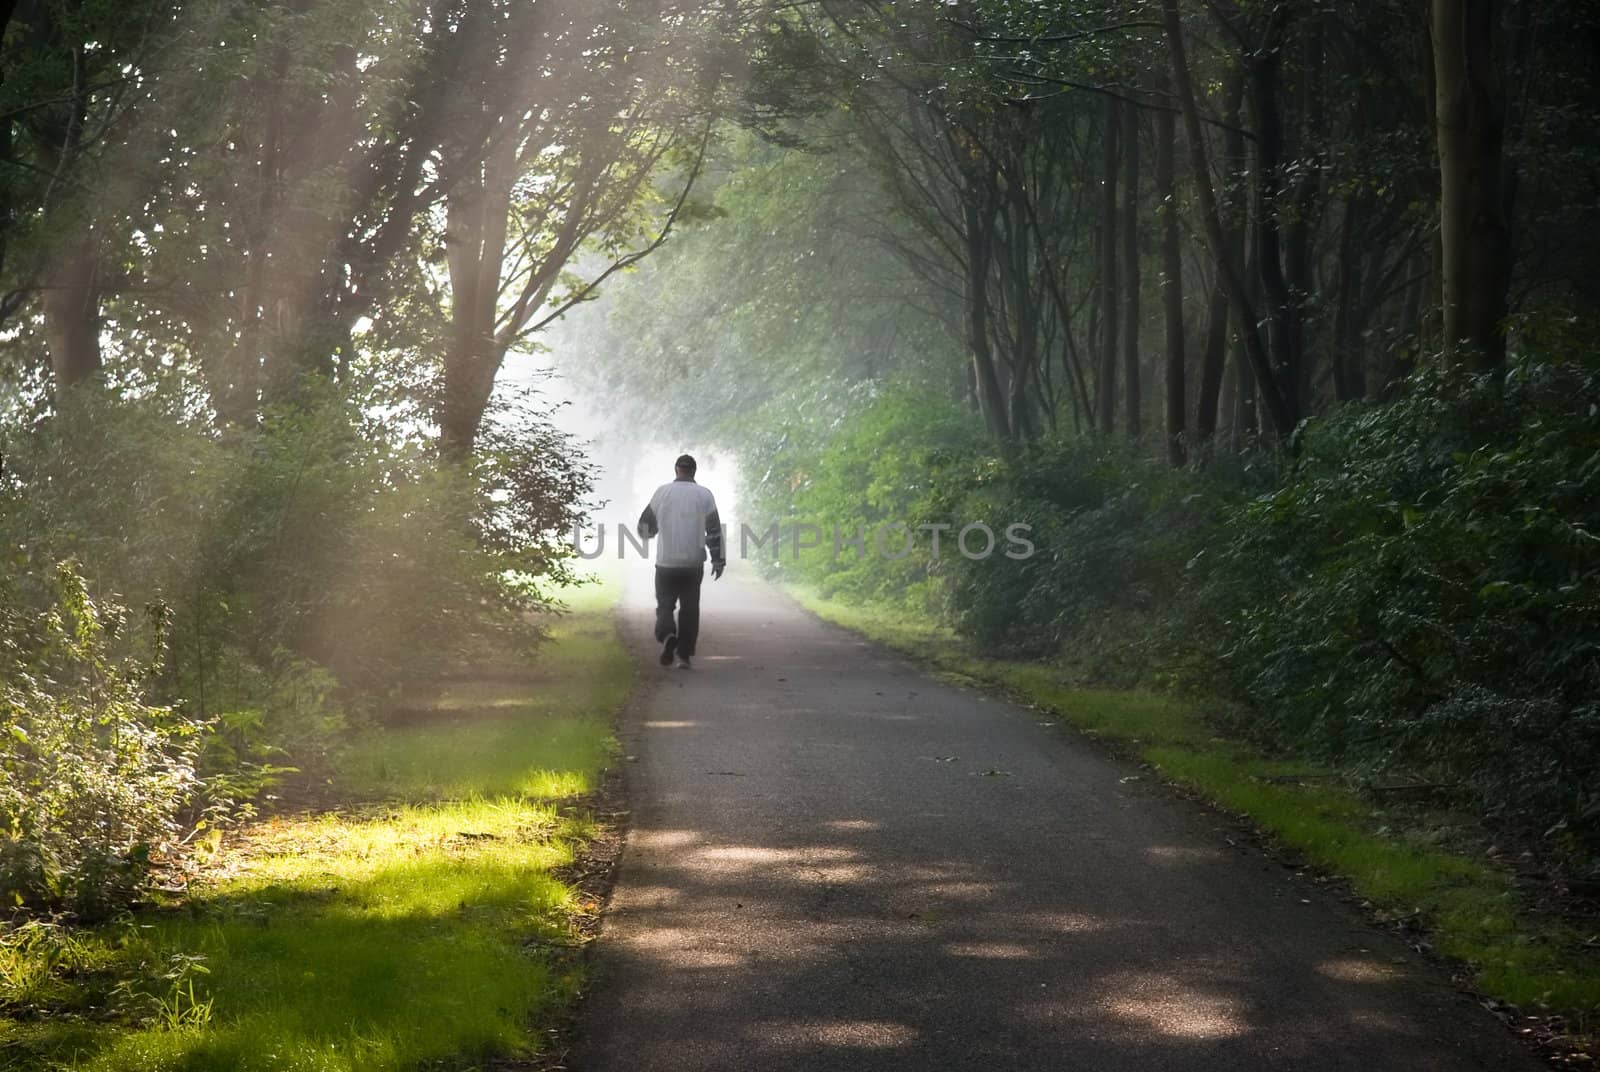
[[934, 439, 1252, 673], [744, 385, 1249, 675], [1195, 359, 1600, 843], [740, 387, 986, 612], [0, 376, 594, 913], [0, 563, 201, 917]]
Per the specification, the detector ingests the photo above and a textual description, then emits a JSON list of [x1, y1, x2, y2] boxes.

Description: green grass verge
[[789, 584, 1600, 1032], [0, 578, 632, 1072]]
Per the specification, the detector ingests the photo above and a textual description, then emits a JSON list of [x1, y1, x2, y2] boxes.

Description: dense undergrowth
[[1, 380, 592, 917], [0, 588, 628, 1071], [742, 356, 1600, 868]]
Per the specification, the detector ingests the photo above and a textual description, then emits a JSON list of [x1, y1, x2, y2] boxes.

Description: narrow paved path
[[573, 569, 1534, 1071]]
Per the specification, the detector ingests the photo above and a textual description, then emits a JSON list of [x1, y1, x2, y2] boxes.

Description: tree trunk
[[218, 58, 285, 426], [1196, 71, 1245, 444], [964, 188, 1012, 443], [31, 23, 100, 393], [1332, 197, 1370, 401], [0, 0, 18, 318], [1432, 0, 1512, 369], [1087, 243, 1101, 431], [1232, 332, 1257, 446], [1196, 284, 1228, 441], [1097, 96, 1120, 435], [43, 231, 101, 390], [1285, 15, 1325, 411], [1217, 330, 1237, 441], [438, 108, 522, 460], [1153, 69, 1185, 465], [1248, 47, 1302, 424], [1027, 183, 1095, 434], [439, 351, 497, 458], [1121, 96, 1141, 440], [1160, 0, 1296, 440], [1417, 12, 1445, 351], [441, 176, 493, 459], [1005, 174, 1039, 440]]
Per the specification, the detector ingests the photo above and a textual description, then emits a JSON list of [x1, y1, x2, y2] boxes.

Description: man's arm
[[638, 489, 660, 540], [705, 492, 725, 578]]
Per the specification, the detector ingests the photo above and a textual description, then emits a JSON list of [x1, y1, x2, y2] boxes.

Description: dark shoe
[[676, 655, 692, 670], [659, 634, 678, 667]]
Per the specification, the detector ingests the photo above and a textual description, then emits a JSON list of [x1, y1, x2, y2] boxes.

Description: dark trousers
[[654, 566, 704, 656]]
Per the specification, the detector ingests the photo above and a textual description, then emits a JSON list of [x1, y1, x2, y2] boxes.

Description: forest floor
[[0, 582, 631, 1072], [572, 567, 1583, 1071]]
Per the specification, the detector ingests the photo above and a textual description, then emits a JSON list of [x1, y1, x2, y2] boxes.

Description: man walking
[[637, 454, 725, 669]]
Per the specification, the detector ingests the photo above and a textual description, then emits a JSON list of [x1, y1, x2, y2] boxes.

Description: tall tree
[[1153, 65, 1185, 466], [1161, 0, 1295, 439], [1431, 0, 1513, 369], [1097, 95, 1120, 435], [1195, 70, 1245, 443], [432, 0, 719, 456], [1120, 92, 1141, 439], [6, 0, 169, 389]]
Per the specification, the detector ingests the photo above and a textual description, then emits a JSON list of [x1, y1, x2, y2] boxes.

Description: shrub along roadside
[[790, 588, 1600, 1036], [0, 584, 631, 1072], [1189, 361, 1600, 848], [0, 564, 201, 918]]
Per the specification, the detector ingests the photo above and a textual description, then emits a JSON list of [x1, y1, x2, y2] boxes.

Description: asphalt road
[[571, 567, 1537, 1071]]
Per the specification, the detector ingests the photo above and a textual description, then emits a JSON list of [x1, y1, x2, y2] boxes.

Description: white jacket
[[638, 479, 724, 569]]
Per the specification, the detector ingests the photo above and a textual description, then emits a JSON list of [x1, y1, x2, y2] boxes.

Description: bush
[[1193, 359, 1600, 843], [739, 387, 988, 615], [742, 389, 1254, 676], [0, 563, 201, 918], [936, 439, 1253, 673]]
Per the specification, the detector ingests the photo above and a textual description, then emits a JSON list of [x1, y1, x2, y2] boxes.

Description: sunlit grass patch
[[338, 711, 619, 801], [221, 797, 579, 894], [558, 559, 626, 615], [337, 601, 631, 801], [790, 584, 1600, 1032], [560, 581, 621, 618], [1, 589, 631, 1071], [4, 803, 590, 1072], [66, 809, 580, 1072], [786, 586, 959, 653]]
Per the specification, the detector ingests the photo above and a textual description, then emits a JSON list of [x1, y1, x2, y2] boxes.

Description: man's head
[[674, 453, 697, 480]]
